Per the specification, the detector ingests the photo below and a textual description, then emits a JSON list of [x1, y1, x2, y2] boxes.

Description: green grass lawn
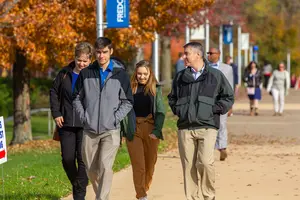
[[0, 145, 131, 200], [5, 114, 52, 144]]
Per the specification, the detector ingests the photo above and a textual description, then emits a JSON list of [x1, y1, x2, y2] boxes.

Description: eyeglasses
[[207, 52, 218, 55]]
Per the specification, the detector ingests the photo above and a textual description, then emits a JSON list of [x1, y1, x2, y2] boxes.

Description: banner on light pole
[[107, 0, 130, 28], [223, 25, 233, 45]]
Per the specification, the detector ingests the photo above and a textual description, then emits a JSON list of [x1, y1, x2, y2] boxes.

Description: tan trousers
[[81, 130, 120, 200], [126, 115, 159, 199], [178, 128, 217, 200]]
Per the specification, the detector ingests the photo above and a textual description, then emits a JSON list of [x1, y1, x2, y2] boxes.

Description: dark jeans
[[263, 75, 271, 89], [59, 127, 88, 200]]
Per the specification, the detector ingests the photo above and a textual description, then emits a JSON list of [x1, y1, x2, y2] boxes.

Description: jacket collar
[[181, 59, 210, 83]]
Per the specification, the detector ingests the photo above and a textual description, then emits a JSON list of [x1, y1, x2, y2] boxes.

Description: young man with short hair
[[73, 37, 134, 200]]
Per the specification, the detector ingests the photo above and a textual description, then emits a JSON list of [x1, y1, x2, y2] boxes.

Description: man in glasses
[[207, 48, 234, 161]]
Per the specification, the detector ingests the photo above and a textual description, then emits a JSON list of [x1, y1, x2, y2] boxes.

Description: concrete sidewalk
[[63, 90, 300, 200]]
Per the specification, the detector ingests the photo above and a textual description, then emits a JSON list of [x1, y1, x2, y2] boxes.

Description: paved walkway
[[63, 90, 300, 200]]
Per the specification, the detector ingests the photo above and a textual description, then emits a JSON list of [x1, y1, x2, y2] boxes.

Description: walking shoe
[[220, 149, 228, 161], [250, 107, 255, 116], [273, 112, 277, 116], [278, 113, 283, 116], [254, 108, 259, 116]]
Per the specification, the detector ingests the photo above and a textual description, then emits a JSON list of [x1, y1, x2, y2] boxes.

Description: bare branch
[[0, 0, 20, 19]]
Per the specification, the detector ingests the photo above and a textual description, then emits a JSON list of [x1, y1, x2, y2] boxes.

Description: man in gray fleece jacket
[[73, 37, 133, 200]]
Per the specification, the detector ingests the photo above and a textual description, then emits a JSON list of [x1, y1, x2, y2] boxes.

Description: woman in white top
[[267, 62, 290, 116]]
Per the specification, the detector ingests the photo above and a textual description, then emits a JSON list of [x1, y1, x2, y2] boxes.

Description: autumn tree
[[0, 0, 97, 145], [244, 0, 300, 72], [0, 0, 217, 144]]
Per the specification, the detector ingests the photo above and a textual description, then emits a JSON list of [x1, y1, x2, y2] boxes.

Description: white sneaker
[[139, 197, 148, 200]]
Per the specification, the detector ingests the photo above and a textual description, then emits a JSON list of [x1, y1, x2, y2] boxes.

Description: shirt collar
[[100, 60, 114, 72], [191, 65, 205, 73], [210, 61, 220, 68]]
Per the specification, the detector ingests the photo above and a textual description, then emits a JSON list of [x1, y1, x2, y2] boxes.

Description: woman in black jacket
[[50, 42, 93, 200], [243, 61, 263, 116]]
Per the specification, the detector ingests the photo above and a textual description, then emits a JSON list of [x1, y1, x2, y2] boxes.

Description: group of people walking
[[50, 38, 234, 200], [244, 61, 290, 116], [50, 37, 165, 200], [50, 36, 290, 200]]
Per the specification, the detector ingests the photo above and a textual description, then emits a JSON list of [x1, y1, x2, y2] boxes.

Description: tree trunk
[[160, 36, 172, 89], [10, 49, 32, 145], [129, 46, 144, 75]]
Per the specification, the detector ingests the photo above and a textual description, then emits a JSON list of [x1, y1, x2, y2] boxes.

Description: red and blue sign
[[0, 117, 7, 165]]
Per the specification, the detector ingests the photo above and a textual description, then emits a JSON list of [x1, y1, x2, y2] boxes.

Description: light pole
[[152, 32, 160, 81], [96, 0, 104, 37], [185, 25, 190, 44], [229, 20, 234, 59], [219, 25, 223, 62], [237, 25, 242, 85]]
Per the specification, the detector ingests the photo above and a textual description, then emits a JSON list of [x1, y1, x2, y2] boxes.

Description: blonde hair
[[75, 42, 93, 59], [130, 60, 158, 96]]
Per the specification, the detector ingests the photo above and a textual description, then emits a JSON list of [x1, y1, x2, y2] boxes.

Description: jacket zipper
[[97, 70, 120, 133]]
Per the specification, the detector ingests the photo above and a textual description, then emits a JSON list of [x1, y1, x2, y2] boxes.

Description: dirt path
[[63, 90, 300, 200]]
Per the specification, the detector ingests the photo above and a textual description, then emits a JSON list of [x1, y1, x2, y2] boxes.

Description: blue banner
[[107, 0, 130, 28], [223, 25, 233, 44]]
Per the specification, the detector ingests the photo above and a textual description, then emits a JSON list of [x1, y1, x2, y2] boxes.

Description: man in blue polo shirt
[[99, 59, 113, 87], [73, 37, 134, 200]]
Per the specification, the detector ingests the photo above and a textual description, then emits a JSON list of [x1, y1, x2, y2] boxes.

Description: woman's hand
[[55, 116, 64, 128], [149, 134, 158, 140]]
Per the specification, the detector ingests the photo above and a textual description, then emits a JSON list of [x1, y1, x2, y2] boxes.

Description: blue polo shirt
[[100, 60, 114, 87], [71, 72, 79, 92]]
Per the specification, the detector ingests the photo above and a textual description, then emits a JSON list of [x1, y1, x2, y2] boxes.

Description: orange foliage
[[0, 0, 213, 71]]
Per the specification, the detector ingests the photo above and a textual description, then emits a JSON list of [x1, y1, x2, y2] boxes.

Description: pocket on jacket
[[175, 97, 189, 119], [196, 96, 214, 120]]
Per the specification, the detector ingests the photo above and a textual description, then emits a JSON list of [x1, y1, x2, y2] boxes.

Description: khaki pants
[[178, 128, 217, 200], [81, 130, 120, 200], [126, 115, 159, 199]]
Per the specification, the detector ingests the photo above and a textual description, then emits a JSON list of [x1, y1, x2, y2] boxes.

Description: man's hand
[[227, 108, 233, 117], [149, 134, 158, 140], [55, 116, 64, 128]]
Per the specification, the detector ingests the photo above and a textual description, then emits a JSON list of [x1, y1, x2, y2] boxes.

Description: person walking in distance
[[207, 48, 234, 161], [73, 37, 134, 200], [126, 60, 165, 200], [225, 55, 239, 94], [176, 52, 186, 73], [267, 62, 290, 116], [263, 61, 273, 88], [243, 61, 263, 116], [50, 42, 93, 200], [168, 42, 234, 200]]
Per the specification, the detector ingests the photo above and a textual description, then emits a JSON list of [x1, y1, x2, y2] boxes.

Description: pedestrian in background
[[208, 49, 234, 161], [263, 61, 273, 88], [244, 61, 263, 116], [267, 62, 290, 116], [175, 52, 185, 73], [126, 60, 165, 200], [50, 42, 93, 200], [225, 55, 239, 93]]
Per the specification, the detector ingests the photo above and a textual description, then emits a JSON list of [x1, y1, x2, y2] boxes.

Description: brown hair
[[130, 60, 158, 96], [94, 37, 113, 50], [75, 42, 93, 59]]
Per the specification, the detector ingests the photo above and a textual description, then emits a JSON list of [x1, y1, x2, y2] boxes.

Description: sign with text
[[0, 117, 7, 165], [241, 33, 250, 50], [223, 24, 233, 44], [191, 25, 205, 40], [107, 0, 130, 28]]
